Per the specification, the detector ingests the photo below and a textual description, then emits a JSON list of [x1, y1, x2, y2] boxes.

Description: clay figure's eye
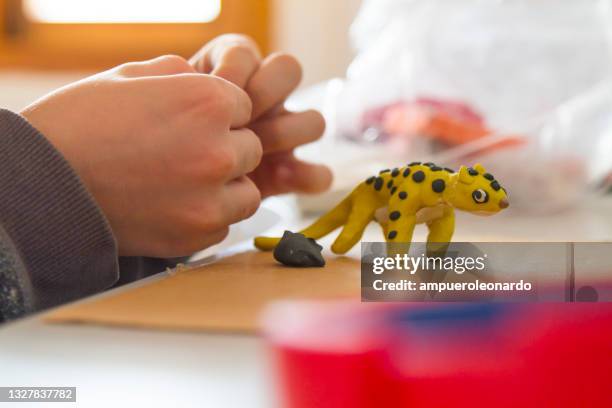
[[472, 189, 489, 204]]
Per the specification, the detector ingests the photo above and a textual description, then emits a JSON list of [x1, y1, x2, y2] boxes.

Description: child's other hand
[[190, 34, 333, 198], [21, 55, 262, 257]]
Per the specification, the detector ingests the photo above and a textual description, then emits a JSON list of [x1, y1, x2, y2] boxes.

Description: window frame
[[0, 0, 269, 69]]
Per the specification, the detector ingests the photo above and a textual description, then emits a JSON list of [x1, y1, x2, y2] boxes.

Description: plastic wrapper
[[331, 0, 612, 211]]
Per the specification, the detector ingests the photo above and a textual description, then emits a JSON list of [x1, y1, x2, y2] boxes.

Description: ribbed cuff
[[0, 109, 119, 311]]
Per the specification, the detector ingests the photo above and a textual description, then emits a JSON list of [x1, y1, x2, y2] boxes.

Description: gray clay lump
[[273, 231, 326, 267]]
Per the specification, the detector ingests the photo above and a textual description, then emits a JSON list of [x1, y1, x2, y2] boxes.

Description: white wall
[[0, 1, 363, 110], [0, 70, 88, 111], [271, 0, 362, 87]]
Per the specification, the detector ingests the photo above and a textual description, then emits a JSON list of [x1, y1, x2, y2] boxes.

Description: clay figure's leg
[[385, 189, 419, 255], [422, 207, 455, 289], [426, 207, 455, 257], [330, 203, 377, 254], [385, 214, 416, 256], [300, 197, 352, 240], [378, 220, 389, 239], [254, 197, 352, 251]]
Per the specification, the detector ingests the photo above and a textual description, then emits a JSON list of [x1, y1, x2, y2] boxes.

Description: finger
[[190, 34, 262, 83], [221, 176, 262, 224], [256, 101, 288, 121], [250, 110, 326, 153], [118, 55, 195, 77], [223, 128, 263, 179], [273, 158, 333, 194], [206, 75, 253, 128], [210, 45, 261, 88], [194, 227, 231, 251], [246, 53, 303, 121], [190, 34, 261, 72], [211, 77, 253, 129], [149, 74, 253, 128], [250, 153, 332, 197]]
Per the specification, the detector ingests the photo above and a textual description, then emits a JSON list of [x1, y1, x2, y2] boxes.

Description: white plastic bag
[[332, 0, 612, 211]]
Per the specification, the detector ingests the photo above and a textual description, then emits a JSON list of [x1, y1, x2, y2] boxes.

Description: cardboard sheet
[[47, 250, 361, 333]]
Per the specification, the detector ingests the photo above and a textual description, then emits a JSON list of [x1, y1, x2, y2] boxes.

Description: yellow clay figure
[[254, 162, 509, 254]]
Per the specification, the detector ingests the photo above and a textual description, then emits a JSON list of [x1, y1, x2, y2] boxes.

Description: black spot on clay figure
[[273, 231, 326, 267]]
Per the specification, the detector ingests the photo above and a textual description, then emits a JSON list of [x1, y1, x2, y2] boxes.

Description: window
[[23, 0, 221, 24], [0, 0, 269, 69]]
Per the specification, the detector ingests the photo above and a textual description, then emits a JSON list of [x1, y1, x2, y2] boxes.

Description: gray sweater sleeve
[[0, 109, 119, 320]]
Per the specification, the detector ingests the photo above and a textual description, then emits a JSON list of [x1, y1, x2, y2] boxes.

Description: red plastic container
[[263, 302, 612, 408]]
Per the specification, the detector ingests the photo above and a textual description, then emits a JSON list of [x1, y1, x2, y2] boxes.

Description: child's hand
[[21, 55, 262, 257], [190, 34, 333, 197]]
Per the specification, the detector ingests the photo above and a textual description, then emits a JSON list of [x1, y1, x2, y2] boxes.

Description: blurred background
[[1, 0, 611, 211], [0, 0, 361, 110], [2, 3, 612, 407]]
